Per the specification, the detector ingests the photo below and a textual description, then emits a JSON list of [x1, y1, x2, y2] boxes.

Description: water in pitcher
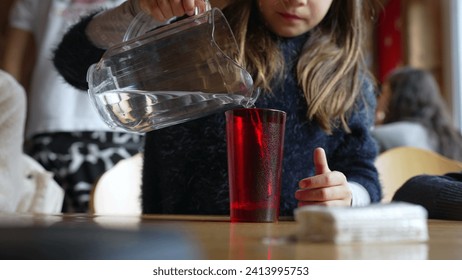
[[97, 89, 254, 133], [87, 8, 257, 132]]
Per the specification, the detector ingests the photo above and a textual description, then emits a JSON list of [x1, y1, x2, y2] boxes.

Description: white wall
[[442, 0, 462, 131]]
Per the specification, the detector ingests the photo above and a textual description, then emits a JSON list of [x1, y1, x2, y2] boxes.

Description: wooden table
[[1, 213, 461, 260], [140, 215, 462, 260]]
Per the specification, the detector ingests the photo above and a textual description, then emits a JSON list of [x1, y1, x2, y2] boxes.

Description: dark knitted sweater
[[53, 14, 381, 216], [393, 172, 462, 221]]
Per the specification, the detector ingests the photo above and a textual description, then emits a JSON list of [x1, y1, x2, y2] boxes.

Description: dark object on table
[[0, 222, 200, 260], [392, 172, 462, 221]]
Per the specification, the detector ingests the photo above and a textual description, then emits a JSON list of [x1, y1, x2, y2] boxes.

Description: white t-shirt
[[372, 121, 437, 152], [0, 70, 26, 212], [8, 0, 125, 139]]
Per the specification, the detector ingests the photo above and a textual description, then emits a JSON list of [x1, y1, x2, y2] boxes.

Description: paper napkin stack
[[294, 202, 428, 244]]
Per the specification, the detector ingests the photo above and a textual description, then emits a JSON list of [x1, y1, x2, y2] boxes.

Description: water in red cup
[[226, 108, 286, 222]]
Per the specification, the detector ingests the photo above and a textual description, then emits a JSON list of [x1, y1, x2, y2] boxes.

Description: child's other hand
[[296, 147, 352, 207]]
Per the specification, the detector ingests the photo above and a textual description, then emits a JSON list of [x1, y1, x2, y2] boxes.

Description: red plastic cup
[[226, 108, 286, 222]]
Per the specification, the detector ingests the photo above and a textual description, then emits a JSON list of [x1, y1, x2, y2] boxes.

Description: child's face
[[258, 0, 333, 37]]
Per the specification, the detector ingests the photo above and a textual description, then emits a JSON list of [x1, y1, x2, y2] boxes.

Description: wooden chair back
[[89, 153, 143, 215], [375, 146, 462, 202]]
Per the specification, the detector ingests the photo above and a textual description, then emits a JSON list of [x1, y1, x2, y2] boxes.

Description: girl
[[53, 0, 382, 215]]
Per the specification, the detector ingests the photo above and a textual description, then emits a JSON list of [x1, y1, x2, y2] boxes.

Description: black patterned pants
[[26, 131, 144, 213]]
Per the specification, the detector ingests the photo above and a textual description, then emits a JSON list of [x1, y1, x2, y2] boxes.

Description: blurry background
[[373, 0, 461, 129], [1, 0, 461, 130]]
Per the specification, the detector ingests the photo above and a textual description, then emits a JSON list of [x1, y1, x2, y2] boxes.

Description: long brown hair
[[223, 0, 377, 133], [383, 67, 462, 161]]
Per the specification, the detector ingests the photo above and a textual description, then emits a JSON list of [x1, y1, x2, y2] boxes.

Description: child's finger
[[314, 147, 331, 175]]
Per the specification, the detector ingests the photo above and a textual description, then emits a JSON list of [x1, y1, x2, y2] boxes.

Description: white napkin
[[15, 154, 64, 214], [294, 202, 428, 244]]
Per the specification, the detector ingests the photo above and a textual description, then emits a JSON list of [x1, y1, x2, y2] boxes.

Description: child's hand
[[138, 0, 203, 22], [295, 147, 352, 207]]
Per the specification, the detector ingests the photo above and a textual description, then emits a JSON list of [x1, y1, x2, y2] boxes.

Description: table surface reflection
[[0, 213, 461, 260]]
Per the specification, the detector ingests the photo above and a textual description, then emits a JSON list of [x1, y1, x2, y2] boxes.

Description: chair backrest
[[90, 153, 143, 215], [375, 146, 462, 202]]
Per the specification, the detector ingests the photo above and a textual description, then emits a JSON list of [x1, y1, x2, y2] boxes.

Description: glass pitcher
[[87, 6, 256, 133]]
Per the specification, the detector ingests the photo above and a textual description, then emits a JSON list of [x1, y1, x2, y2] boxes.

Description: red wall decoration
[[376, 0, 403, 83]]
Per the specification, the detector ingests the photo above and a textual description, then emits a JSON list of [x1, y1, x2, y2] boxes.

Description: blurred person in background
[[0, 68, 28, 212], [372, 66, 462, 161], [0, 69, 63, 214], [1, 0, 144, 213]]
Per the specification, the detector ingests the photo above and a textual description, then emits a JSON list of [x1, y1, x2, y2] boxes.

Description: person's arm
[[329, 77, 382, 203], [393, 172, 462, 220], [53, 0, 212, 89], [53, 0, 145, 90], [0, 70, 27, 212], [296, 77, 381, 207], [1, 26, 33, 85], [53, 13, 105, 91]]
